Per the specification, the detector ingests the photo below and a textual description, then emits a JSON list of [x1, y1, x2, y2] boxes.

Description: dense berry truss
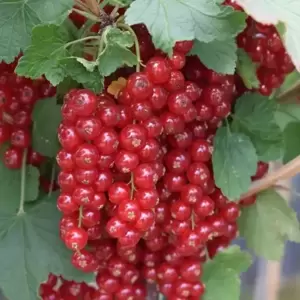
[[0, 0, 300, 300]]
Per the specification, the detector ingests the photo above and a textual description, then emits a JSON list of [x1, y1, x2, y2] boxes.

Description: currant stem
[[78, 205, 83, 227], [117, 23, 141, 72], [48, 163, 56, 198], [74, 0, 90, 12], [277, 80, 300, 103], [130, 172, 135, 200], [2, 112, 14, 125], [72, 8, 100, 22], [85, 0, 101, 16], [110, 5, 120, 19], [65, 36, 101, 49], [240, 155, 300, 199], [17, 148, 28, 216]]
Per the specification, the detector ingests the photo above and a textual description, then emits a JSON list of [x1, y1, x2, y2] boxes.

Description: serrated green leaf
[[0, 193, 94, 300], [212, 127, 258, 200], [190, 38, 237, 74], [0, 0, 73, 63], [282, 122, 300, 163], [16, 24, 72, 85], [125, 0, 246, 54], [62, 59, 104, 94], [232, 93, 284, 161], [31, 98, 62, 157], [236, 0, 300, 72], [16, 24, 104, 90], [275, 103, 300, 130], [236, 49, 259, 89], [98, 27, 137, 76], [203, 246, 252, 300], [239, 189, 300, 260], [0, 161, 39, 204]]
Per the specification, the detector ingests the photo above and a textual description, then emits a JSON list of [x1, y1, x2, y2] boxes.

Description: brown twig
[[277, 80, 300, 103], [240, 155, 300, 199]]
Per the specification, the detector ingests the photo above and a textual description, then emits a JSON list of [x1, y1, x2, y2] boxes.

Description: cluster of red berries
[[225, 0, 294, 95], [55, 31, 271, 299], [0, 59, 56, 169]]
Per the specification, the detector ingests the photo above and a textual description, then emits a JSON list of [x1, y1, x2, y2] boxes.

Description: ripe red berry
[[74, 144, 100, 169], [64, 227, 88, 250], [4, 147, 23, 169], [145, 57, 171, 84], [68, 89, 97, 116], [71, 249, 98, 272], [127, 72, 153, 101]]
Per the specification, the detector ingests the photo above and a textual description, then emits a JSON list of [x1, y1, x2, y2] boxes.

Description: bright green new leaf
[[239, 189, 300, 260], [98, 27, 137, 76], [203, 246, 252, 300], [236, 0, 300, 71], [0, 0, 73, 63], [190, 38, 237, 74], [32, 98, 62, 158], [0, 193, 94, 300], [125, 0, 246, 54], [232, 93, 284, 161], [282, 122, 300, 163], [212, 127, 258, 200], [0, 161, 39, 204], [236, 49, 259, 89]]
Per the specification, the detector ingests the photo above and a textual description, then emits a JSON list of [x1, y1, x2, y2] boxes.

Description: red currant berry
[[71, 249, 98, 272], [127, 72, 153, 101], [57, 193, 78, 214], [64, 227, 88, 250], [94, 128, 119, 155], [119, 124, 147, 152], [68, 89, 97, 116], [58, 126, 83, 152], [10, 128, 30, 148], [75, 117, 102, 140], [94, 169, 113, 192], [115, 150, 139, 173], [145, 57, 171, 84], [72, 185, 95, 205], [4, 147, 22, 169], [194, 195, 215, 218]]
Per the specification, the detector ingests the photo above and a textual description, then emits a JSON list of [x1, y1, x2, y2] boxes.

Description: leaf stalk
[[17, 148, 28, 216]]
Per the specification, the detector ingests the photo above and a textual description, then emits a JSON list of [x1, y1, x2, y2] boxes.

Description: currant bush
[[1, 1, 299, 300]]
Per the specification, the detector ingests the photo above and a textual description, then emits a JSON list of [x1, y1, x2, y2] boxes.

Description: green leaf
[[31, 97, 62, 157], [16, 24, 104, 90], [0, 161, 39, 204], [239, 189, 300, 260], [98, 27, 137, 77], [0, 0, 73, 63], [212, 127, 258, 200], [277, 71, 300, 96], [275, 103, 300, 130], [16, 24, 72, 85], [203, 246, 252, 300], [0, 193, 94, 300], [232, 93, 284, 161], [190, 38, 237, 74], [282, 122, 300, 163], [62, 59, 104, 94], [125, 0, 246, 54], [236, 49, 259, 89], [235, 0, 300, 72]]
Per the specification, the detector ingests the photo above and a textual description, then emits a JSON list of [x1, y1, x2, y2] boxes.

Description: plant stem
[[2, 112, 13, 125], [65, 36, 101, 48], [240, 155, 300, 199], [17, 148, 28, 216], [110, 5, 120, 18], [85, 0, 101, 16], [74, 0, 91, 12], [117, 23, 141, 72], [48, 163, 56, 198], [130, 172, 135, 200], [99, 0, 110, 8], [78, 205, 83, 227], [277, 80, 300, 103], [72, 8, 100, 22]]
